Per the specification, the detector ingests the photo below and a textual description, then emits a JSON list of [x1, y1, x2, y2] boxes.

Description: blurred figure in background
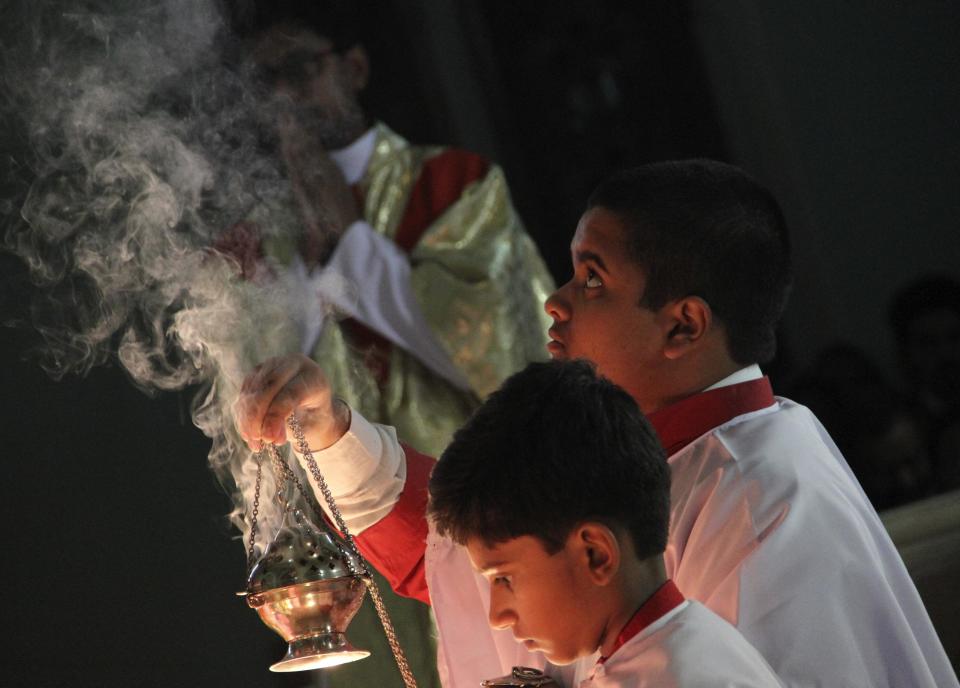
[[788, 344, 933, 510], [890, 274, 960, 495]]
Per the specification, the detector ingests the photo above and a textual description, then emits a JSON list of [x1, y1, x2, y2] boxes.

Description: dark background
[[2, 1, 958, 686]]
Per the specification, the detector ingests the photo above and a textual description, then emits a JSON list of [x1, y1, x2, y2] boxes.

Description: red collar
[[600, 580, 685, 662], [647, 377, 776, 456]]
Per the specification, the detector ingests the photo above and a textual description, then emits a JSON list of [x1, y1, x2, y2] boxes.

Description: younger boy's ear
[[662, 296, 712, 360], [574, 523, 620, 586]]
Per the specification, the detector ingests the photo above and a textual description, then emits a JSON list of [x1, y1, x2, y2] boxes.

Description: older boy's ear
[[575, 523, 620, 586], [662, 296, 712, 360]]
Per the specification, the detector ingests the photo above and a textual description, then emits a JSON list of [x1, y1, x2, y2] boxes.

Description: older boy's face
[[544, 207, 670, 413], [465, 534, 602, 665]]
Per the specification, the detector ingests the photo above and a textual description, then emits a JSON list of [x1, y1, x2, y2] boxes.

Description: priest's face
[[545, 207, 673, 414], [465, 534, 601, 665], [254, 25, 368, 149]]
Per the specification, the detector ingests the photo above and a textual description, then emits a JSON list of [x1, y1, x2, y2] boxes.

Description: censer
[[240, 415, 417, 686]]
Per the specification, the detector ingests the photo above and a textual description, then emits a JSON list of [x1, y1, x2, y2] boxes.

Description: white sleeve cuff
[[294, 407, 407, 534]]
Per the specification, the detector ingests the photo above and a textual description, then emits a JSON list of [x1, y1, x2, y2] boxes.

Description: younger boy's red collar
[[648, 376, 776, 456], [600, 579, 685, 663]]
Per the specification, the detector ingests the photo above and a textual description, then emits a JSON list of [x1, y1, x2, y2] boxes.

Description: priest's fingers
[[236, 355, 298, 448], [235, 354, 332, 449], [258, 366, 334, 447]]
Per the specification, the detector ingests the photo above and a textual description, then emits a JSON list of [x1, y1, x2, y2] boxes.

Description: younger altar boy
[[426, 359, 782, 687]]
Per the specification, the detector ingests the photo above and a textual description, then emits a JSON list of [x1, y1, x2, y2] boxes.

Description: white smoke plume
[[1, 0, 342, 560]]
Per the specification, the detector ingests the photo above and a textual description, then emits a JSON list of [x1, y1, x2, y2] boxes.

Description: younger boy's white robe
[[585, 600, 782, 688]]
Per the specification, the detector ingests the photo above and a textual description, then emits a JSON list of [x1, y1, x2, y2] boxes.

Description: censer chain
[[245, 451, 263, 571], [245, 415, 417, 688], [288, 414, 418, 688]]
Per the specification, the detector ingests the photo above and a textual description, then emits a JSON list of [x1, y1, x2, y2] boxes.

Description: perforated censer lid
[[246, 506, 363, 594]]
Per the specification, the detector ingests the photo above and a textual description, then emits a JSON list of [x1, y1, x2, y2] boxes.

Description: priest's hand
[[235, 353, 351, 452], [278, 114, 359, 268]]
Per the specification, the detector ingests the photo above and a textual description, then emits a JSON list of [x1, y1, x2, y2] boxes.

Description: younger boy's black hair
[[428, 359, 670, 559], [588, 160, 792, 366]]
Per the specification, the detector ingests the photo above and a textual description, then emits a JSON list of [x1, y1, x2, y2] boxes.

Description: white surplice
[[582, 601, 782, 688]]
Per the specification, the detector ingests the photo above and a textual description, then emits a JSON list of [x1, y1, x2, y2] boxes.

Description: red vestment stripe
[[392, 148, 490, 253]]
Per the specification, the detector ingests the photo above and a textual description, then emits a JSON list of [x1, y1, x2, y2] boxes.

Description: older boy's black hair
[[428, 359, 670, 560], [588, 160, 792, 365]]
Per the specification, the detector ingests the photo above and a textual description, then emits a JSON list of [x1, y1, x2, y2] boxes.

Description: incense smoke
[[1, 0, 349, 558]]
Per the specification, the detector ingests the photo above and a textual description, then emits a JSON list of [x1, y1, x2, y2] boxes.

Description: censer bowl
[[247, 575, 369, 672], [244, 506, 371, 672]]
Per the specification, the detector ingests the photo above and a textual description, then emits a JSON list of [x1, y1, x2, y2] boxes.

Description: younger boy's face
[[465, 534, 602, 665]]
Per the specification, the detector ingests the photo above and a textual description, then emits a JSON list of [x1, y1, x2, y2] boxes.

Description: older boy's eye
[[493, 575, 512, 589], [585, 269, 602, 289]]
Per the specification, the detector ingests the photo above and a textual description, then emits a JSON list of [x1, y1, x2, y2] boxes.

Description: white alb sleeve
[[294, 409, 407, 535]]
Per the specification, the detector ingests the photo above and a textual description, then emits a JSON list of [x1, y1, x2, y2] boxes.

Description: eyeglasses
[[257, 48, 336, 86]]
